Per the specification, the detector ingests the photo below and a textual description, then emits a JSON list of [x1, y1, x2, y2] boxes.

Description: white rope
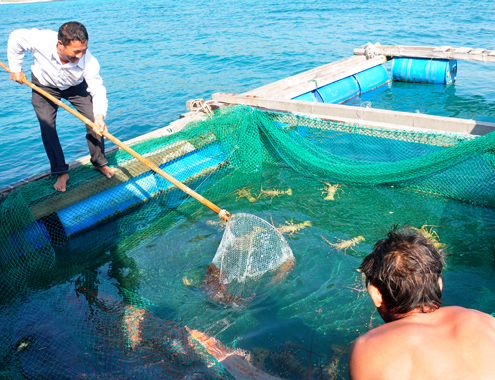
[[189, 98, 213, 116], [364, 42, 381, 59]]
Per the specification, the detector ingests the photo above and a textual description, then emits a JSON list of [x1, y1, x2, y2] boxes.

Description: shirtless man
[[8, 21, 114, 191], [349, 226, 495, 380]]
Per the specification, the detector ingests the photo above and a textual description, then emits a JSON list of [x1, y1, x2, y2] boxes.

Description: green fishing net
[[1, 104, 494, 379]]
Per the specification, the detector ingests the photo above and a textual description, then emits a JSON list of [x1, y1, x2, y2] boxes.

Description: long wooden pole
[[0, 60, 231, 221]]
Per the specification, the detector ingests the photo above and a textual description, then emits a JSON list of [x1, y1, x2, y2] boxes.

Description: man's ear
[[438, 277, 443, 291], [368, 285, 384, 308]]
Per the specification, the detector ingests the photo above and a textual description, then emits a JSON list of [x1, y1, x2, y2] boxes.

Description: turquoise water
[[3, 163, 493, 379], [1, 0, 495, 187], [1, 1, 495, 378]]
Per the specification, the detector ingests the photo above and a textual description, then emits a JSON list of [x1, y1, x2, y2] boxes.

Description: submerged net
[[1, 104, 495, 379], [212, 213, 294, 299]]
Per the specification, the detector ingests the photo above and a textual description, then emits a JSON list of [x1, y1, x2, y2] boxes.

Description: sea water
[[0, 0, 495, 187], [1, 1, 495, 379], [124, 168, 495, 379], [2, 162, 494, 379]]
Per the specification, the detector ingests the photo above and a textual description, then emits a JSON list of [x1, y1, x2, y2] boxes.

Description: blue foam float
[[57, 143, 226, 236]]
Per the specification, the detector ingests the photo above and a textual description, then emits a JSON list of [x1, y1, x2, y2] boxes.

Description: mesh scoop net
[[211, 213, 294, 298]]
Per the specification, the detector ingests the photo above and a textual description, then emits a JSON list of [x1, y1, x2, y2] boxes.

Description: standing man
[[8, 21, 114, 192], [349, 226, 495, 380]]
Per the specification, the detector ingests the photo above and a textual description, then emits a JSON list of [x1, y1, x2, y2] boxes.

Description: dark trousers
[[31, 74, 108, 175]]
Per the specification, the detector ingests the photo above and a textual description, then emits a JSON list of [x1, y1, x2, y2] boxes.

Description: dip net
[[1, 104, 495, 378], [211, 213, 294, 300]]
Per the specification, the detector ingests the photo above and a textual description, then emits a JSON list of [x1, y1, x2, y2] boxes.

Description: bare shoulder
[[349, 307, 495, 380], [349, 333, 373, 380], [444, 306, 495, 341], [348, 323, 411, 380], [440, 306, 495, 328], [348, 308, 495, 380]]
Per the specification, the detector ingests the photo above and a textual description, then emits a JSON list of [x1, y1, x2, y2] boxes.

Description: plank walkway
[[354, 44, 495, 63], [242, 55, 388, 99], [212, 92, 495, 137]]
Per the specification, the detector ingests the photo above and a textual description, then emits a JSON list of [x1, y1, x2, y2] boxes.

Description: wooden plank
[[27, 130, 219, 220], [354, 45, 438, 56], [212, 92, 495, 137], [354, 45, 495, 63], [470, 48, 487, 55], [453, 47, 473, 54], [433, 46, 452, 52], [447, 52, 493, 62], [29, 139, 198, 220], [244, 55, 366, 98], [243, 55, 388, 99], [356, 45, 439, 52]]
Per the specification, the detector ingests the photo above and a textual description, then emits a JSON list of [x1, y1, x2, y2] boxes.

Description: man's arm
[[83, 51, 109, 136], [7, 29, 38, 82]]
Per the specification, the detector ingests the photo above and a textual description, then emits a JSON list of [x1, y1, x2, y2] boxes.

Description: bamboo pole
[[0, 60, 230, 221]]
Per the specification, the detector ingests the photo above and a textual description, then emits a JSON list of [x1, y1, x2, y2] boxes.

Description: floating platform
[[2, 43, 495, 240], [353, 44, 495, 63]]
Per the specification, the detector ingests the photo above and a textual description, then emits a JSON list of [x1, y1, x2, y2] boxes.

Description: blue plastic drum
[[392, 58, 457, 84], [316, 76, 360, 104], [355, 64, 390, 93], [291, 64, 390, 104], [292, 91, 323, 103]]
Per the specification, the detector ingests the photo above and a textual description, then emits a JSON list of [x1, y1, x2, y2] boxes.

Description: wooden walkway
[[354, 44, 495, 63], [242, 55, 387, 99], [212, 92, 495, 137]]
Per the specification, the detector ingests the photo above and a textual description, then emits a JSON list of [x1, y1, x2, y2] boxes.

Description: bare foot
[[94, 165, 115, 179], [53, 173, 69, 192]]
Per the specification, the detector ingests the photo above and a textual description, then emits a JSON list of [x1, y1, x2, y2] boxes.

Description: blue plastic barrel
[[3, 220, 52, 264], [316, 76, 360, 104], [391, 58, 457, 84], [355, 64, 390, 93], [291, 64, 390, 104], [292, 91, 323, 103]]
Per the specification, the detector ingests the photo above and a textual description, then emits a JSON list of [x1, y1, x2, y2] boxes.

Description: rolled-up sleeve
[[84, 52, 108, 118]]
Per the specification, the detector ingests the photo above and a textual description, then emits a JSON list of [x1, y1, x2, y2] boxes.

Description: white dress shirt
[[8, 28, 108, 117]]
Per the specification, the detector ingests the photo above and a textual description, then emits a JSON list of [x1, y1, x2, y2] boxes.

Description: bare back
[[349, 306, 495, 380]]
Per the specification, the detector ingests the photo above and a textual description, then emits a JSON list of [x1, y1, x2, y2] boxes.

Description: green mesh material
[[1, 105, 494, 379]]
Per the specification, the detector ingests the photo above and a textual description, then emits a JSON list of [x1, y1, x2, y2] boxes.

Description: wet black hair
[[360, 225, 445, 316]]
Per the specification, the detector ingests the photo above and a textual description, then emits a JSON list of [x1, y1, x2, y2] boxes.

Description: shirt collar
[[50, 43, 62, 65], [76, 55, 86, 69]]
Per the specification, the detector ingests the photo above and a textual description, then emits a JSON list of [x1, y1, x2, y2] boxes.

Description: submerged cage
[[4, 105, 494, 249], [1, 104, 495, 379]]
